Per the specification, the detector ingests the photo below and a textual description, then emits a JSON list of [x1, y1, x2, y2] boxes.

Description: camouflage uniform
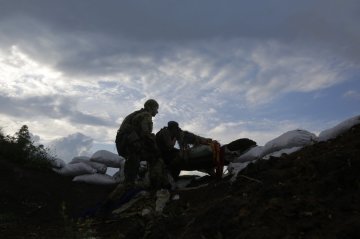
[[156, 122, 212, 179], [156, 126, 180, 178], [115, 100, 167, 190]]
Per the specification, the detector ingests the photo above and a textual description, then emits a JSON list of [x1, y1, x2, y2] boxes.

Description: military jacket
[[156, 127, 177, 153], [132, 111, 154, 137]]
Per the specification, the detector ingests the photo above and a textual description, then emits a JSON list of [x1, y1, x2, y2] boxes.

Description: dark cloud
[[0, 0, 358, 41], [1, 0, 359, 77], [0, 94, 113, 126]]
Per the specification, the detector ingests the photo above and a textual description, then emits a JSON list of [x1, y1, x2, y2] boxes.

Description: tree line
[[0, 125, 52, 170]]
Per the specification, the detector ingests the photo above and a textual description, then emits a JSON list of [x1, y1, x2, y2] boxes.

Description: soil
[[1, 124, 360, 239]]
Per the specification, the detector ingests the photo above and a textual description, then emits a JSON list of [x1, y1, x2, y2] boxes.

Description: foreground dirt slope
[[1, 124, 360, 239]]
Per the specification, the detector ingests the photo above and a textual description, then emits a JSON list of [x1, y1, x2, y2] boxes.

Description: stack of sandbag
[[260, 129, 317, 159], [73, 150, 125, 185], [51, 150, 126, 185], [70, 156, 107, 174], [234, 129, 317, 163], [318, 115, 360, 142], [226, 116, 360, 180], [90, 150, 124, 168], [72, 173, 119, 185], [229, 130, 317, 180], [52, 160, 97, 177]]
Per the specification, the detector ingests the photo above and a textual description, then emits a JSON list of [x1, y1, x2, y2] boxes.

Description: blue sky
[[0, 0, 359, 161]]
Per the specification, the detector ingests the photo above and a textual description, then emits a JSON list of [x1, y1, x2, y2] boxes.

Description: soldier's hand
[[201, 138, 213, 145]]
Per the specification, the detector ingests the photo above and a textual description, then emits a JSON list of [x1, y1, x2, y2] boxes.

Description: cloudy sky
[[0, 0, 359, 161]]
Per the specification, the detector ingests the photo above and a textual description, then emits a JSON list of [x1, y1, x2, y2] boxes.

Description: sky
[[0, 0, 359, 162]]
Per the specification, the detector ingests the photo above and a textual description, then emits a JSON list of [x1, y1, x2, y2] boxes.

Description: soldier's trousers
[[124, 153, 141, 184], [124, 153, 168, 190], [148, 158, 169, 190]]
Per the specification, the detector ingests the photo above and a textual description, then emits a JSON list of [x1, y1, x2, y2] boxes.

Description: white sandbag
[[70, 156, 107, 174], [318, 115, 360, 142], [90, 150, 125, 168], [260, 130, 317, 158], [262, 146, 302, 160], [234, 146, 263, 163], [49, 157, 66, 169], [53, 162, 96, 176], [70, 156, 90, 162], [227, 162, 251, 182], [188, 145, 213, 159], [73, 173, 118, 185]]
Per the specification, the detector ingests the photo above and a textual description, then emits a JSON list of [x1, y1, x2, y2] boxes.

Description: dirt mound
[[1, 124, 360, 238]]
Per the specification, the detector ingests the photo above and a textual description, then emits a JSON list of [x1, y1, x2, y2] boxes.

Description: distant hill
[[1, 124, 360, 239]]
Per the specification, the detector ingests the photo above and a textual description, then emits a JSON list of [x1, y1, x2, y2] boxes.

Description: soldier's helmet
[[144, 99, 159, 110], [168, 121, 179, 129], [168, 121, 181, 137]]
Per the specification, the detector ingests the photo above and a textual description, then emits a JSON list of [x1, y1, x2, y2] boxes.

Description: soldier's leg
[[148, 157, 169, 190], [124, 153, 140, 185], [168, 154, 183, 180]]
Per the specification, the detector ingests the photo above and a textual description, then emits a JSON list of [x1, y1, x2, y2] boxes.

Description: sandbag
[[227, 162, 251, 182], [53, 162, 96, 177], [70, 156, 90, 162], [260, 129, 317, 158], [234, 146, 263, 163], [318, 115, 360, 142], [73, 173, 118, 185], [70, 156, 107, 174], [49, 157, 66, 169], [262, 146, 302, 160], [90, 150, 124, 168]]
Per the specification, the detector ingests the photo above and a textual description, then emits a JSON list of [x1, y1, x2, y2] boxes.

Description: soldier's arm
[[140, 113, 153, 136], [162, 129, 176, 150], [182, 131, 212, 145], [195, 136, 212, 145]]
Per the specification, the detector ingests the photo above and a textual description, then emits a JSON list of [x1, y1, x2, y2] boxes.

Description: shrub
[[0, 125, 53, 170]]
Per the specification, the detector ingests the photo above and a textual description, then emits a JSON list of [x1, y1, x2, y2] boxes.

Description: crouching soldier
[[115, 99, 167, 190], [156, 121, 213, 179]]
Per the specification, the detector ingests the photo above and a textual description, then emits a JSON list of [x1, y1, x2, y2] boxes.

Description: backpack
[[115, 109, 144, 157]]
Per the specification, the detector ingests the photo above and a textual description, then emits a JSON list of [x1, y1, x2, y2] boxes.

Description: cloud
[[0, 38, 356, 146], [1, 0, 360, 64], [343, 90, 360, 100], [1, 0, 360, 83], [0, 94, 113, 127], [48, 133, 93, 162]]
